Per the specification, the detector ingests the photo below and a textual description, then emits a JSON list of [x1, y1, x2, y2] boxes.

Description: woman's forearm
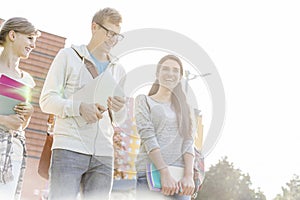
[[149, 148, 168, 171], [22, 116, 31, 130], [183, 152, 194, 177]]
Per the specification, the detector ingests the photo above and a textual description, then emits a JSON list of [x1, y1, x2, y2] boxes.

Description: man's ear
[[91, 22, 98, 34]]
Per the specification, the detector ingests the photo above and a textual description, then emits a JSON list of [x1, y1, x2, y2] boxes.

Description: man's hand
[[79, 102, 106, 124], [107, 96, 125, 112]]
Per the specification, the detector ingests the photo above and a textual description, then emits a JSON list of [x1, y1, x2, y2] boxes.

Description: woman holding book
[[0, 17, 40, 199], [135, 54, 195, 199]]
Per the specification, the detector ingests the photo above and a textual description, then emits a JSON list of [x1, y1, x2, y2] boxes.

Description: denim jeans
[[49, 149, 113, 200], [136, 175, 191, 200]]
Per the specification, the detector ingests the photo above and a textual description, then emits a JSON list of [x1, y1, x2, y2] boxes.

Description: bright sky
[[2, 0, 300, 199]]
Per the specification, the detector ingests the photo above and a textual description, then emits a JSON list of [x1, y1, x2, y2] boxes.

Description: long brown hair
[[148, 55, 193, 138]]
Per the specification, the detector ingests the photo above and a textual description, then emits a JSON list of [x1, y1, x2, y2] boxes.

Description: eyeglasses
[[97, 23, 124, 42]]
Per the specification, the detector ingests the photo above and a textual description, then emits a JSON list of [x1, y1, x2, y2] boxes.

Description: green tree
[[196, 157, 266, 200], [273, 174, 300, 200]]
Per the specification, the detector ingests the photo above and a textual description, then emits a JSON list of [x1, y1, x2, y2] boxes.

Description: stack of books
[[146, 163, 184, 191], [0, 73, 32, 115]]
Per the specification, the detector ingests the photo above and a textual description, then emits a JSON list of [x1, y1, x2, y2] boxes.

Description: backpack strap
[[71, 47, 99, 79], [71, 47, 114, 122]]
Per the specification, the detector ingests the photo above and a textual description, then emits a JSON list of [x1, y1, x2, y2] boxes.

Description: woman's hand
[[14, 102, 34, 117], [160, 167, 179, 196], [14, 102, 35, 130], [178, 175, 195, 196]]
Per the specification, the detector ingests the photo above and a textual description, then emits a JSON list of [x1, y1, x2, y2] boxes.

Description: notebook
[[146, 163, 184, 191], [0, 73, 32, 115], [69, 69, 125, 127]]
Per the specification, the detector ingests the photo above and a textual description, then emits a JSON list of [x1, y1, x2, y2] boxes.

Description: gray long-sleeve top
[[135, 95, 194, 174]]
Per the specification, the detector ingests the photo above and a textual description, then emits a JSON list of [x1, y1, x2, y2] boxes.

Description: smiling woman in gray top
[[135, 54, 195, 200]]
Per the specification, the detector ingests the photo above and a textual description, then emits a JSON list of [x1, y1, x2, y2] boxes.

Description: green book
[[150, 163, 162, 189]]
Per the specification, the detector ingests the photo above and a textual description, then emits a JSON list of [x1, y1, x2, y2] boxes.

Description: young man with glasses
[[40, 8, 126, 200]]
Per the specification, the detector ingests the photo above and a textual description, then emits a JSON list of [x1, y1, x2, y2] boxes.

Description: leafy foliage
[[273, 174, 300, 200], [196, 157, 266, 200]]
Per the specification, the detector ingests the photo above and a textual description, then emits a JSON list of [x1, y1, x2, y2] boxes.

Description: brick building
[[1, 18, 66, 199]]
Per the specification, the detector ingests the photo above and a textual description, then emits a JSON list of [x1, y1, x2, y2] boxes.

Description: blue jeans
[[49, 149, 113, 200], [136, 175, 191, 200]]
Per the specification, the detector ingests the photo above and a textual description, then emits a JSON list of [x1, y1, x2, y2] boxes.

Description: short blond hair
[[92, 7, 122, 26]]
